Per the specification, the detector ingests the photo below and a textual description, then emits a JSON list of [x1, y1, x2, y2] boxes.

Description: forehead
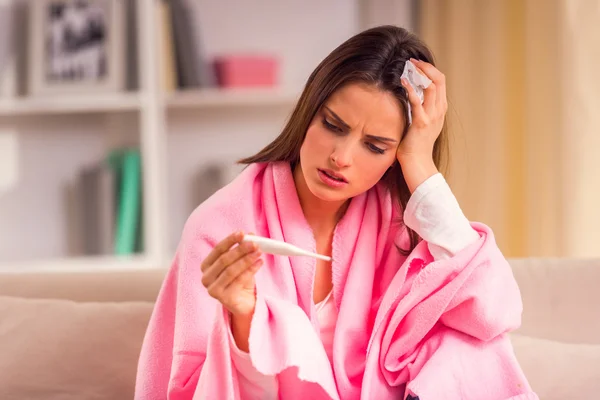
[[324, 82, 406, 138]]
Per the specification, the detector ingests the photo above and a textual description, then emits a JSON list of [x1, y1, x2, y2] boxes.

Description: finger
[[411, 61, 437, 113], [401, 77, 426, 121], [202, 240, 257, 287], [410, 58, 444, 85], [225, 257, 263, 290], [210, 258, 263, 304], [201, 231, 244, 272], [411, 59, 447, 111], [422, 80, 437, 114], [207, 251, 262, 296]]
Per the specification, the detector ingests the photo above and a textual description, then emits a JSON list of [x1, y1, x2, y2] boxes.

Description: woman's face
[[298, 82, 406, 204]]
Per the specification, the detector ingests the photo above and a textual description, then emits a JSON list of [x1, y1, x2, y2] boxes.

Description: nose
[[330, 142, 353, 168]]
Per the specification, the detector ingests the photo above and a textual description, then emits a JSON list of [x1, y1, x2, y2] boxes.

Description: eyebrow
[[323, 106, 398, 144]]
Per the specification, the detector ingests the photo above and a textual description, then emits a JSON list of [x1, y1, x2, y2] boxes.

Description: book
[[110, 148, 142, 256], [78, 160, 117, 255], [157, 0, 177, 92], [0, 1, 14, 95], [0, 0, 27, 98], [170, 0, 215, 88]]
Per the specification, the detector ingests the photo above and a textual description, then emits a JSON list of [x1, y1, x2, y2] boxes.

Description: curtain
[[417, 0, 600, 257]]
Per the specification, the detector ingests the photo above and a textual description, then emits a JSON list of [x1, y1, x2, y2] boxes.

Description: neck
[[293, 163, 349, 235]]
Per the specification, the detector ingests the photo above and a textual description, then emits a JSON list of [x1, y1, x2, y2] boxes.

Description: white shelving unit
[[166, 87, 300, 109], [0, 1, 301, 274], [0, 0, 413, 273], [0, 93, 144, 116], [0, 88, 299, 116]]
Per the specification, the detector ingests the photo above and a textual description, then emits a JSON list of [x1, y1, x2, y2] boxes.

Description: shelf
[[166, 87, 301, 109], [0, 92, 144, 116], [0, 254, 166, 274]]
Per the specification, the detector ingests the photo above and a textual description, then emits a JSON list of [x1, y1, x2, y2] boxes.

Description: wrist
[[398, 156, 438, 194], [397, 151, 434, 165], [230, 306, 255, 353], [230, 306, 255, 322]]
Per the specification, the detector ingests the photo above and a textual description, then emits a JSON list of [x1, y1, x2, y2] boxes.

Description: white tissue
[[401, 60, 432, 124]]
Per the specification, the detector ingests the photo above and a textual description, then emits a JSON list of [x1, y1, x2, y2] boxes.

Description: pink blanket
[[135, 162, 538, 400]]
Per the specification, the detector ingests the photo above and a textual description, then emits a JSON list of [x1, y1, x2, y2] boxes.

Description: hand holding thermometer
[[242, 234, 332, 262]]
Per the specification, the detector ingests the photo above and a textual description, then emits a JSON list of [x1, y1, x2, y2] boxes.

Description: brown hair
[[239, 25, 449, 254]]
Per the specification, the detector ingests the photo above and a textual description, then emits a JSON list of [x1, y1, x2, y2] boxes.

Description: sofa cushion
[[0, 269, 167, 302], [510, 334, 600, 399], [509, 257, 600, 343], [0, 295, 154, 400]]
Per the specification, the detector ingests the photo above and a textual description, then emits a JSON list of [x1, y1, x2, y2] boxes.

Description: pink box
[[213, 55, 279, 88]]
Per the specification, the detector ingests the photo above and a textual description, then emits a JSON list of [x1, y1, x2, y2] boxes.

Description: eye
[[366, 142, 385, 154], [322, 117, 343, 133]]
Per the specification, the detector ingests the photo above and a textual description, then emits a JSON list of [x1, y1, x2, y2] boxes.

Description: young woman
[[135, 25, 537, 400]]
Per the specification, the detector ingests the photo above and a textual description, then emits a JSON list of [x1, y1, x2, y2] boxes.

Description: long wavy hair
[[239, 25, 449, 254]]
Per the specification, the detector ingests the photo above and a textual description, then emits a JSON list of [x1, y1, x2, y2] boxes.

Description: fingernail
[[410, 58, 419, 63]]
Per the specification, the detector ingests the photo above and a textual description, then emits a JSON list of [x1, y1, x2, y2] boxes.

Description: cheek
[[302, 124, 332, 160], [354, 153, 396, 187]]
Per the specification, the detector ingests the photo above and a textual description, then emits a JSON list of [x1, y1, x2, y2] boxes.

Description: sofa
[[0, 258, 598, 399]]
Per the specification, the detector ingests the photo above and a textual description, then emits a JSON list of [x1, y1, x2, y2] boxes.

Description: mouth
[[318, 168, 348, 183]]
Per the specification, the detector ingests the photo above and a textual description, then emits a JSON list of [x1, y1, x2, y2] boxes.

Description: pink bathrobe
[[135, 162, 537, 400]]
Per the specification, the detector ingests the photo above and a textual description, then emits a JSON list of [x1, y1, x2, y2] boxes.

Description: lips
[[319, 169, 348, 183]]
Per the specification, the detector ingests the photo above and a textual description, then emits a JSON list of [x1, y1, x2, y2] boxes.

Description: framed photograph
[[27, 0, 125, 96]]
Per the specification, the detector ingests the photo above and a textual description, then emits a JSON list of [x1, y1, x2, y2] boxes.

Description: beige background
[[419, 0, 600, 258]]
